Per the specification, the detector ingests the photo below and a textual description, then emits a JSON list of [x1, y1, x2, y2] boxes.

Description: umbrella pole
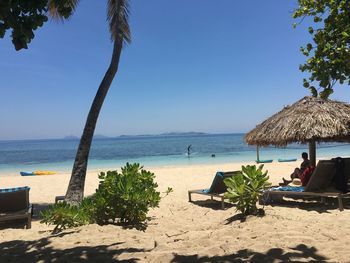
[[256, 146, 260, 162], [309, 140, 316, 166]]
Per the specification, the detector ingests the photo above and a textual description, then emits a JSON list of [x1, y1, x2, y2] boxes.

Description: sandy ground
[[1, 160, 350, 262]]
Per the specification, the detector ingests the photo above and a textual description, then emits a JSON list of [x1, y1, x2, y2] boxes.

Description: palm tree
[[49, 0, 131, 204]]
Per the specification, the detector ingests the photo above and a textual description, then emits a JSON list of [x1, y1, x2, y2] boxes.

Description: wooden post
[[338, 196, 344, 211], [256, 146, 260, 162], [308, 140, 316, 167]]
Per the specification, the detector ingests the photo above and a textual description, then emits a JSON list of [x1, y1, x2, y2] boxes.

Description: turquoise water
[[0, 133, 349, 174]]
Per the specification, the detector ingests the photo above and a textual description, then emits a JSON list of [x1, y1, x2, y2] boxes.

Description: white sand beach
[[1, 160, 350, 262], [2, 0, 350, 262]]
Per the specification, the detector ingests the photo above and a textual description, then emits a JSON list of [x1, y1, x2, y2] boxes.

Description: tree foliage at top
[[293, 0, 350, 99], [0, 0, 77, 50]]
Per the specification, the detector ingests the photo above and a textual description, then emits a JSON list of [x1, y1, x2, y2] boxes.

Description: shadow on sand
[[189, 199, 235, 210], [0, 236, 149, 262], [190, 196, 350, 213], [0, 237, 329, 263], [265, 196, 350, 213], [171, 244, 328, 263]]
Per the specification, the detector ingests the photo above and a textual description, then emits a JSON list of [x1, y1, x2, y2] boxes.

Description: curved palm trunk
[[65, 39, 123, 204]]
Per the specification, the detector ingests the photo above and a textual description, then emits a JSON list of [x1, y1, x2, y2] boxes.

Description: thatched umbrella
[[245, 96, 350, 166]]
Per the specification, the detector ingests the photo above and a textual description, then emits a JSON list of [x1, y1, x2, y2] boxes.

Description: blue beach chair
[[278, 158, 297, 163], [0, 186, 33, 229], [188, 171, 239, 209], [256, 159, 273, 164]]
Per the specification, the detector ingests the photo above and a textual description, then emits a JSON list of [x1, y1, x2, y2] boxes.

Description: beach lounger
[[0, 186, 33, 229], [256, 159, 273, 164], [188, 171, 240, 209], [278, 158, 297, 163], [261, 159, 350, 211]]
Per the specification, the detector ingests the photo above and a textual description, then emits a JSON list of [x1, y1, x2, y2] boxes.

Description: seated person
[[282, 152, 311, 185]]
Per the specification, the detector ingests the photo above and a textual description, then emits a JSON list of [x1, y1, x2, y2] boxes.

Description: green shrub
[[94, 163, 161, 224], [40, 201, 92, 234], [41, 163, 162, 232], [224, 165, 271, 216]]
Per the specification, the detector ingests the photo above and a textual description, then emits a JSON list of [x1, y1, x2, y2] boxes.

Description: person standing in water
[[187, 144, 192, 157]]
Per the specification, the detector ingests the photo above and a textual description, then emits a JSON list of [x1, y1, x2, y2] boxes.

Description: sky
[[1, 1, 350, 140]]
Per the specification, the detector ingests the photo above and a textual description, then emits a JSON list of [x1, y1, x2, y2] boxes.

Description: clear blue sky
[[1, 1, 349, 140]]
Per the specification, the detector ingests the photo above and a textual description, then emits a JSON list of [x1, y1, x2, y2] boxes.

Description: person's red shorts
[[300, 166, 315, 186]]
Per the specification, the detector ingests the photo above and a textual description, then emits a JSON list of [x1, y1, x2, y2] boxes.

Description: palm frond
[[47, 0, 80, 21], [107, 0, 131, 44]]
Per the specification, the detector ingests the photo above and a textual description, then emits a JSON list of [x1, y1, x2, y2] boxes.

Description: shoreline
[[0, 157, 298, 178], [1, 152, 347, 178]]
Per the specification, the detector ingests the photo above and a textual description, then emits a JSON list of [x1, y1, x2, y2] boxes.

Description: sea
[[1, 133, 350, 175]]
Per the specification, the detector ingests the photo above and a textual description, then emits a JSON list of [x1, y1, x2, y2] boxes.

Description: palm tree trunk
[[65, 39, 123, 204]]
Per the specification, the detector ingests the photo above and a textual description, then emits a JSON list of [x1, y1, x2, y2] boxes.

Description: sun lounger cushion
[[305, 160, 336, 192], [0, 187, 30, 213], [332, 157, 348, 193], [270, 186, 305, 192], [0, 186, 30, 193], [343, 158, 350, 176], [188, 171, 240, 209], [0, 186, 32, 229], [201, 171, 240, 194], [204, 172, 225, 193]]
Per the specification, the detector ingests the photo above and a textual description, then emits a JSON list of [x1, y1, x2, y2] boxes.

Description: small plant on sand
[[224, 165, 271, 216], [162, 187, 173, 197], [40, 200, 92, 234], [41, 163, 162, 233], [94, 163, 161, 224]]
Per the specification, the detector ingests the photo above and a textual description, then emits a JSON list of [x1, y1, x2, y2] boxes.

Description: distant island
[[93, 134, 111, 139], [63, 134, 113, 140], [62, 132, 210, 140], [63, 135, 80, 140], [0, 132, 244, 141], [160, 132, 208, 136], [119, 132, 208, 138]]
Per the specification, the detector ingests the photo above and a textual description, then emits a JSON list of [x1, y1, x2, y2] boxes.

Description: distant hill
[[160, 132, 208, 136], [63, 135, 79, 140], [63, 134, 111, 140], [93, 134, 111, 139], [63, 132, 209, 140], [119, 132, 208, 138], [119, 134, 152, 138]]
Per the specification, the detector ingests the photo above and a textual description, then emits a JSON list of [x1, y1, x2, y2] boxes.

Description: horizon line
[[0, 132, 247, 142]]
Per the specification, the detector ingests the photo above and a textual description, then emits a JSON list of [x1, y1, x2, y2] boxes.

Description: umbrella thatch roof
[[245, 96, 350, 147]]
